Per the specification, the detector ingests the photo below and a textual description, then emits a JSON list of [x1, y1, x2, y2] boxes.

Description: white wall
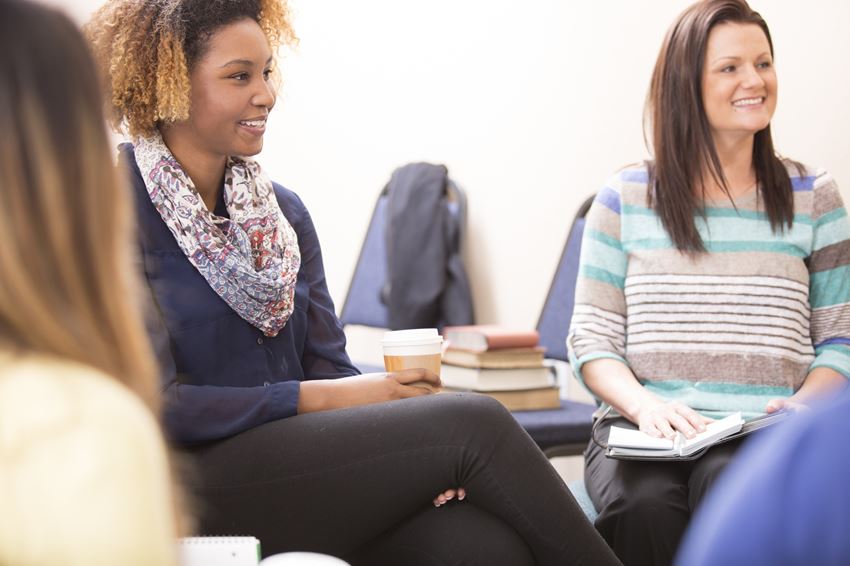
[[59, 0, 850, 327]]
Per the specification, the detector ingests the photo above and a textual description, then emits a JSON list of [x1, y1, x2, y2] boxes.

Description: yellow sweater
[[0, 353, 177, 566]]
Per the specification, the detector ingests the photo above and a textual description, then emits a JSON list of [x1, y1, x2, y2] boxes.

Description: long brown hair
[[645, 0, 795, 252], [0, 0, 158, 408]]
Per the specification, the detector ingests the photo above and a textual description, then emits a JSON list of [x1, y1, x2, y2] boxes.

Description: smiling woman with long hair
[[568, 1, 850, 564], [0, 0, 178, 564]]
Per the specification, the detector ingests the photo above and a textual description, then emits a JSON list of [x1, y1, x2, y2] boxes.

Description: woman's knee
[[597, 481, 689, 531], [348, 503, 535, 566], [397, 393, 521, 460], [689, 447, 739, 509], [427, 392, 514, 429]]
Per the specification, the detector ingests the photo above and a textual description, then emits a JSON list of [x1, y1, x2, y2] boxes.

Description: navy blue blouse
[[120, 145, 359, 446]]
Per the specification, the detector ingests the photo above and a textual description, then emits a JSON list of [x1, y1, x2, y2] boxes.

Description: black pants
[[181, 393, 620, 566], [585, 418, 745, 566]]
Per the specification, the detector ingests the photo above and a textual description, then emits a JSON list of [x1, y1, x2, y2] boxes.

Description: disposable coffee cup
[[381, 328, 443, 390]]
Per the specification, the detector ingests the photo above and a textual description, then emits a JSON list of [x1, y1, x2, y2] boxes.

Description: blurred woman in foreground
[[0, 1, 179, 564]]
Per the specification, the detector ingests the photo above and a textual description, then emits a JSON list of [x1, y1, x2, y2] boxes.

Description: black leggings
[[181, 393, 620, 566]]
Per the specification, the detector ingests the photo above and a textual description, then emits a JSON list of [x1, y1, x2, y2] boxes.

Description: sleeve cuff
[[568, 350, 628, 400], [269, 380, 301, 420]]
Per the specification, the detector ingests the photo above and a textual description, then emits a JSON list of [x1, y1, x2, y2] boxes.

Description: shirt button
[[257, 337, 264, 345]]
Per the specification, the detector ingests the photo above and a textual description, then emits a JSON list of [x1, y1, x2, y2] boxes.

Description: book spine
[[485, 334, 540, 350]]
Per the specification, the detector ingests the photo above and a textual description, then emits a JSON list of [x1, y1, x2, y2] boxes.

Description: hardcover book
[[442, 346, 545, 369], [444, 386, 561, 411], [441, 364, 555, 392], [443, 325, 540, 352]]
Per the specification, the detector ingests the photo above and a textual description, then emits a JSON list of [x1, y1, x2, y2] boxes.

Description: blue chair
[[513, 195, 599, 522], [568, 479, 599, 523], [339, 191, 391, 333], [511, 195, 597, 458], [340, 177, 468, 373]]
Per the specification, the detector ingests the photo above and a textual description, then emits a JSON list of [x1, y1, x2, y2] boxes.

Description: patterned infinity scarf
[[135, 133, 300, 337]]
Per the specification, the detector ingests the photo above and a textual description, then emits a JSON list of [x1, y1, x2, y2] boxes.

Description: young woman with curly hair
[[86, 1, 619, 563]]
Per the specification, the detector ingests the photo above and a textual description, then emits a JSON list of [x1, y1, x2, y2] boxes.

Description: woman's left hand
[[765, 397, 809, 413], [433, 488, 466, 507]]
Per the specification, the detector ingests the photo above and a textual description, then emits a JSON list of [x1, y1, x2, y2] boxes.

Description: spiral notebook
[[605, 410, 791, 461], [178, 536, 261, 566]]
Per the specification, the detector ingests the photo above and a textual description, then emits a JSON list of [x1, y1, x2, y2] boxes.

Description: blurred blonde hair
[[0, 2, 188, 562], [0, 2, 158, 409]]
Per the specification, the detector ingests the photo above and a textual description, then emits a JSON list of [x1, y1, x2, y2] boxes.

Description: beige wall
[[59, 0, 850, 327]]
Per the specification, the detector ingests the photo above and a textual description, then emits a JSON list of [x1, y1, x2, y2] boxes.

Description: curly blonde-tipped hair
[[85, 0, 296, 138]]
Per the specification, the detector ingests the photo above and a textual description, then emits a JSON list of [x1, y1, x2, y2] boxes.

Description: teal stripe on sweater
[[570, 351, 628, 380], [693, 216, 809, 245], [622, 203, 811, 225], [580, 265, 626, 289], [620, 204, 662, 217], [624, 210, 812, 243], [810, 265, 850, 307], [582, 237, 627, 277], [813, 214, 850, 251], [642, 380, 792, 418], [696, 218, 811, 250], [811, 347, 850, 378], [645, 379, 791, 396], [586, 228, 623, 251], [623, 238, 808, 256], [816, 207, 847, 227], [815, 343, 850, 356]]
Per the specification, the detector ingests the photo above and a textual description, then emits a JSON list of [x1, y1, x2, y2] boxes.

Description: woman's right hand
[[297, 369, 441, 413], [636, 399, 713, 440]]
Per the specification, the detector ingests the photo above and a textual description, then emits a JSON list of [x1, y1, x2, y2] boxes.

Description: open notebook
[[177, 538, 352, 565], [606, 411, 791, 461]]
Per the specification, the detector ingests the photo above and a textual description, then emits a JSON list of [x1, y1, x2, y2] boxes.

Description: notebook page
[[178, 536, 261, 566]]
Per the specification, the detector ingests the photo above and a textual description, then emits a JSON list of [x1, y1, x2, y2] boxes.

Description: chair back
[[339, 190, 390, 328], [536, 195, 595, 362], [340, 180, 467, 330]]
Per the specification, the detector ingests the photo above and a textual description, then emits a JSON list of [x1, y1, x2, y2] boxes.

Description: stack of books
[[441, 325, 560, 411]]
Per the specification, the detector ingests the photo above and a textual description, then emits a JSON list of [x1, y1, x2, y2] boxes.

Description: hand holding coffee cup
[[381, 329, 443, 392], [386, 367, 441, 393]]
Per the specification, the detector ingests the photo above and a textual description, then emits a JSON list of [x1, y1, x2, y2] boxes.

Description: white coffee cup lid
[[381, 328, 442, 347], [260, 552, 350, 565]]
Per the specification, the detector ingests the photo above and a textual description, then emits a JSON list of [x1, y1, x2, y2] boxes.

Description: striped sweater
[[567, 162, 850, 418]]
